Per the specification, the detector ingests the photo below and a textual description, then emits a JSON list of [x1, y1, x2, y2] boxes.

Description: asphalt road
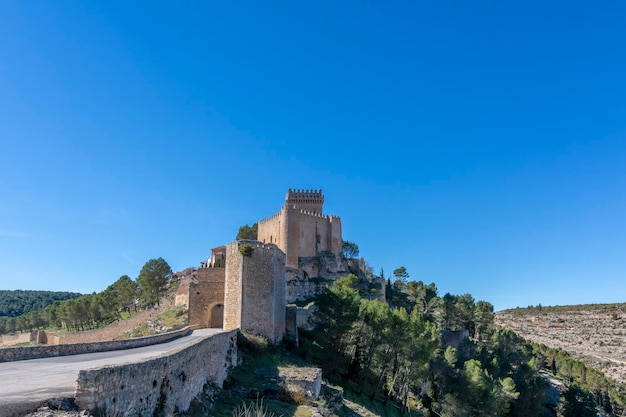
[[0, 329, 222, 417]]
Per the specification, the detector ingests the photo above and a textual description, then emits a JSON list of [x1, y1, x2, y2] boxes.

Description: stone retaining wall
[[0, 327, 191, 362], [0, 331, 33, 346], [75, 329, 238, 416]]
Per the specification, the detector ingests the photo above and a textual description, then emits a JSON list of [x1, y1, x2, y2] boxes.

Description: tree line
[[300, 267, 626, 417], [0, 290, 82, 318], [0, 257, 173, 335]]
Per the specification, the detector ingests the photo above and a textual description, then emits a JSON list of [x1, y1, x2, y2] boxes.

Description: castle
[[185, 189, 346, 342], [258, 189, 342, 268]]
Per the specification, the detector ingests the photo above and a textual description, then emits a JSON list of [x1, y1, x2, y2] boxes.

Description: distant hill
[[0, 290, 82, 318], [496, 302, 626, 384]]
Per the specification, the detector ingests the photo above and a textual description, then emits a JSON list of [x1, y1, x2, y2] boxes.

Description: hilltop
[[496, 303, 626, 384], [0, 290, 82, 318]]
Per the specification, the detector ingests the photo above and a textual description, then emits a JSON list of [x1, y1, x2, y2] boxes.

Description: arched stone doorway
[[209, 303, 224, 328]]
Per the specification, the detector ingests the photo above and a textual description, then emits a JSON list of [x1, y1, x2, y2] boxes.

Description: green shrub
[[239, 244, 255, 257]]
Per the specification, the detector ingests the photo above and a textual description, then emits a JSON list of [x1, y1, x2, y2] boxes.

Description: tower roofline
[[285, 189, 324, 206]]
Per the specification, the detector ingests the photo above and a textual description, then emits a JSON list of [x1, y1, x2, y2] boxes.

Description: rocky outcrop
[[496, 304, 626, 384], [286, 252, 349, 303]]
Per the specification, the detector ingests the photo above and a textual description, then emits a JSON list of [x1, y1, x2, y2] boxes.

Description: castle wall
[[258, 211, 284, 247], [290, 209, 342, 267], [175, 279, 190, 307], [197, 267, 226, 282], [0, 332, 33, 347], [329, 216, 342, 255], [75, 329, 237, 417], [188, 268, 225, 329], [284, 208, 300, 268], [224, 241, 286, 342], [223, 244, 243, 333]]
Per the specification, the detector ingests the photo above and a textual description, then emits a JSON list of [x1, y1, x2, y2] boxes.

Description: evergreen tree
[[137, 258, 172, 307]]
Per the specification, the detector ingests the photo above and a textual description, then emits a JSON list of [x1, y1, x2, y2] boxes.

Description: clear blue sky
[[1, 1, 625, 311]]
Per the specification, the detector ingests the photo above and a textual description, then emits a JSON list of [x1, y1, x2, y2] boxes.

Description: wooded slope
[[496, 303, 626, 384], [0, 290, 82, 318]]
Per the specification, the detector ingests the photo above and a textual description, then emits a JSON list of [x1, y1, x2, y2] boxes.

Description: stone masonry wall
[[0, 327, 191, 362], [197, 267, 226, 283], [278, 367, 322, 400], [188, 268, 225, 329], [223, 243, 243, 334], [175, 277, 191, 307], [75, 329, 238, 417], [257, 210, 284, 248], [0, 332, 33, 346], [224, 241, 286, 342], [287, 209, 342, 268]]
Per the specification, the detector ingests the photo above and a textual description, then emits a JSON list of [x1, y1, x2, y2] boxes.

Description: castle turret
[[285, 189, 324, 214]]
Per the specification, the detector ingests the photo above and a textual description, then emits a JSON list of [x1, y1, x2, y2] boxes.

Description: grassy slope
[[183, 332, 408, 417]]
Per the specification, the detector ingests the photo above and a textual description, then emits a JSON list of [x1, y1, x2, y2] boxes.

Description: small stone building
[[209, 245, 226, 267]]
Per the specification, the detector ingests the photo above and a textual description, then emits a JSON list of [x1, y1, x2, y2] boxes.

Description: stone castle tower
[[223, 241, 286, 342], [257, 189, 342, 268]]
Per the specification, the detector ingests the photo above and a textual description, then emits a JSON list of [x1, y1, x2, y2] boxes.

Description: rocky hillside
[[496, 303, 626, 384]]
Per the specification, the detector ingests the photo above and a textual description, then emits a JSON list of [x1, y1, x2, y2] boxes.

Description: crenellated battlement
[[286, 189, 324, 204], [296, 208, 332, 219], [259, 211, 282, 224], [286, 189, 324, 214]]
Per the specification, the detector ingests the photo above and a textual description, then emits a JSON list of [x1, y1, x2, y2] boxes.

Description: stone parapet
[[0, 327, 191, 362], [75, 329, 238, 416]]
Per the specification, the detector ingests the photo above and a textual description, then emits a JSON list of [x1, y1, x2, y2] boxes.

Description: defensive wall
[[75, 329, 238, 417], [224, 241, 286, 343], [175, 278, 191, 307], [0, 332, 33, 346], [0, 327, 191, 362]]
